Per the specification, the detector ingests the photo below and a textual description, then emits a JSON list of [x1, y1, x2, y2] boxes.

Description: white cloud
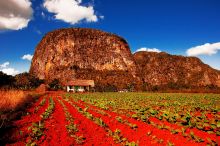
[[0, 0, 33, 30], [1, 68, 19, 76], [0, 61, 19, 76], [100, 15, 104, 19], [135, 47, 162, 53], [0, 62, 10, 68], [22, 54, 33, 61], [186, 42, 220, 56], [43, 0, 99, 24]]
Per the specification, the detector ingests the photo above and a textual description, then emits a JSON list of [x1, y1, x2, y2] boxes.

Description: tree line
[[0, 71, 44, 90]]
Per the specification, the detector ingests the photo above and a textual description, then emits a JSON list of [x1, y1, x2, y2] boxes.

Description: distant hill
[[30, 28, 220, 91], [134, 51, 220, 90]]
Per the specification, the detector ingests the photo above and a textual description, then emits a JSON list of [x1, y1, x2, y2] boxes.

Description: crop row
[[71, 98, 188, 145], [34, 97, 46, 113], [67, 94, 219, 145], [58, 97, 117, 145], [26, 97, 55, 145], [64, 96, 199, 145], [57, 98, 85, 144], [73, 94, 219, 136], [63, 97, 138, 146], [5, 93, 219, 146], [3, 96, 49, 145], [68, 93, 220, 133]]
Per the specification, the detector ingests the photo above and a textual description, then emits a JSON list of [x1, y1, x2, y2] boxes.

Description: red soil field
[[2, 93, 220, 146]]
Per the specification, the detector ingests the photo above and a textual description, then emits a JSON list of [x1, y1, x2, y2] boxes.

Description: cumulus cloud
[[43, 0, 99, 24], [186, 42, 220, 56], [22, 54, 33, 61], [0, 61, 19, 76], [0, 62, 10, 68], [135, 47, 162, 53], [0, 0, 33, 30], [1, 68, 19, 76]]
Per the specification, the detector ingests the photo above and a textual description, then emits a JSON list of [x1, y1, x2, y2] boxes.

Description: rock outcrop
[[30, 28, 220, 91], [30, 28, 141, 90], [133, 51, 220, 88]]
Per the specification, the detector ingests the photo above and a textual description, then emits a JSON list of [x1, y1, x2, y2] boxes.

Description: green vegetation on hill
[[0, 71, 43, 90]]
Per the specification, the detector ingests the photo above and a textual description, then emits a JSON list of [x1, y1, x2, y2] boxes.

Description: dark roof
[[65, 80, 95, 87]]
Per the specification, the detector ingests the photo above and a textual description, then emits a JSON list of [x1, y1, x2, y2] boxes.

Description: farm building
[[65, 80, 95, 92]]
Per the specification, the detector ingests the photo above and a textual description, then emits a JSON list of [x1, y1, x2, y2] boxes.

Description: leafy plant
[[125, 141, 138, 146], [41, 97, 55, 119], [28, 121, 44, 140]]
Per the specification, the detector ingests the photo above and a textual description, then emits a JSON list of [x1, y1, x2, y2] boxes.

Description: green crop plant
[[57, 98, 82, 143], [94, 118, 106, 127], [130, 124, 138, 129], [75, 135, 85, 144], [131, 114, 138, 119], [39, 98, 46, 106], [167, 141, 174, 146], [157, 139, 164, 144], [26, 140, 37, 146], [34, 97, 46, 113], [66, 124, 78, 134], [116, 116, 123, 123], [40, 97, 55, 119], [19, 130, 23, 136], [207, 138, 218, 146], [64, 92, 220, 144], [125, 141, 138, 146], [140, 115, 148, 122], [28, 121, 44, 140], [170, 129, 179, 135], [112, 129, 124, 143]]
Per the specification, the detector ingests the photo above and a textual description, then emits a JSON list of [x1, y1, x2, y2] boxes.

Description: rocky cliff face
[[133, 51, 220, 88], [30, 28, 141, 90], [30, 28, 220, 91]]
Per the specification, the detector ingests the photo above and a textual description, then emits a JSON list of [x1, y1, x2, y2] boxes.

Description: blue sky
[[0, 0, 220, 75]]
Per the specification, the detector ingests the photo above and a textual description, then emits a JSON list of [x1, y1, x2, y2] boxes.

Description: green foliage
[[0, 71, 15, 89], [35, 97, 46, 113], [125, 141, 138, 146], [57, 98, 84, 143], [127, 83, 135, 92], [95, 118, 106, 127], [112, 129, 124, 143], [26, 141, 37, 146], [39, 98, 46, 106], [48, 79, 62, 91], [66, 124, 78, 133], [75, 135, 86, 144], [103, 84, 117, 92], [0, 71, 44, 89], [131, 114, 138, 119], [116, 116, 123, 123], [28, 121, 44, 140], [64, 92, 220, 142], [41, 97, 55, 119], [15, 72, 44, 90], [167, 141, 174, 146]]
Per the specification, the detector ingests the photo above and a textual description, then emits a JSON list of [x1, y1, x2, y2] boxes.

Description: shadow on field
[[0, 91, 43, 145]]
